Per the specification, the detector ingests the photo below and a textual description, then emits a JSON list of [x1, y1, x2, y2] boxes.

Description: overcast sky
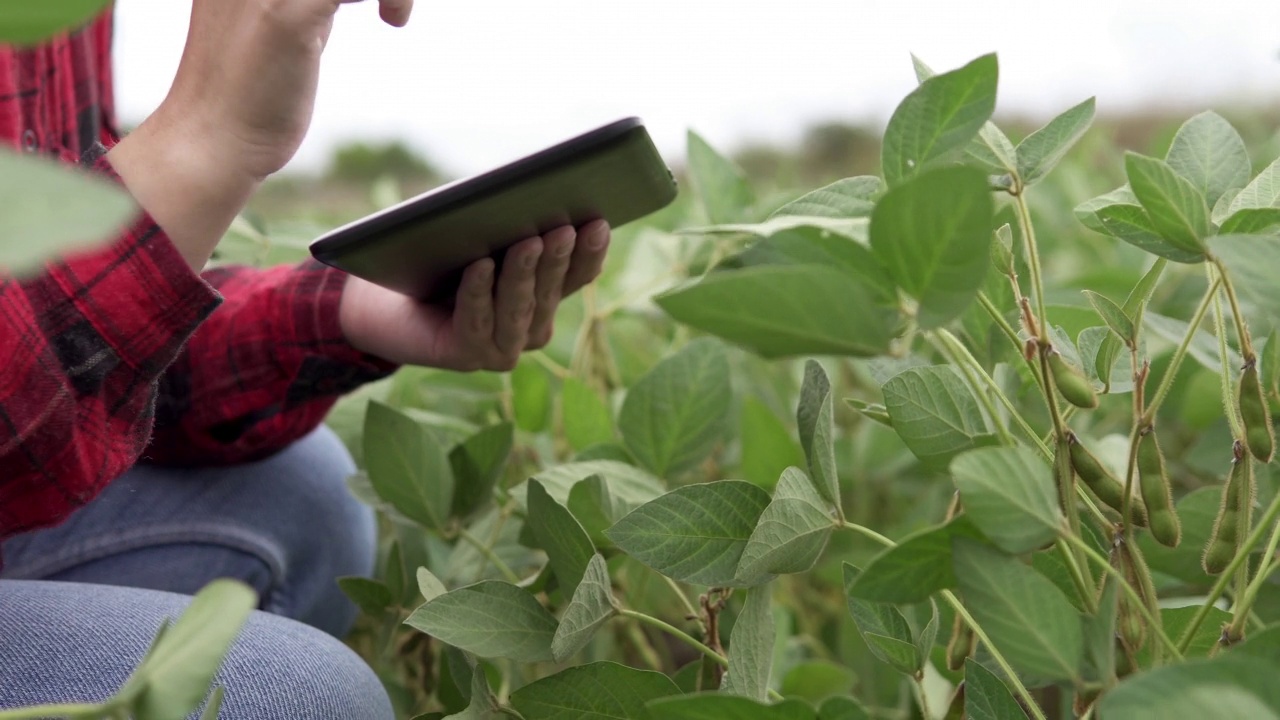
[[113, 1, 1280, 177]]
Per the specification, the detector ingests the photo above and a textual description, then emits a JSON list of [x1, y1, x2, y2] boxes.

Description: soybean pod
[[1137, 427, 1181, 548], [1048, 349, 1099, 410], [1239, 360, 1275, 463], [1204, 442, 1249, 576], [945, 612, 974, 672], [1067, 432, 1147, 527]]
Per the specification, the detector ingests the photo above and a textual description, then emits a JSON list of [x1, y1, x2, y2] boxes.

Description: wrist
[[107, 105, 261, 270]]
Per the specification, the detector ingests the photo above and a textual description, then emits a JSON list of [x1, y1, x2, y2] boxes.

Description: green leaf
[[797, 361, 841, 511], [1098, 656, 1280, 720], [1083, 290, 1135, 345], [882, 54, 998, 186], [818, 697, 872, 720], [0, 148, 138, 277], [882, 366, 998, 467], [717, 227, 895, 305], [1144, 311, 1242, 377], [511, 662, 681, 720], [1135, 606, 1231, 667], [688, 130, 755, 224], [0, 0, 113, 45], [951, 447, 1063, 554], [846, 516, 985, 604], [551, 555, 617, 662], [605, 480, 771, 586], [964, 659, 1029, 720], [843, 564, 920, 675], [779, 661, 855, 704], [769, 177, 883, 219], [1080, 573, 1118, 683], [1266, 330, 1280, 397], [870, 165, 994, 328], [512, 360, 552, 433], [364, 401, 456, 532], [739, 397, 806, 489], [444, 652, 502, 720], [1214, 188, 1243, 225], [655, 265, 897, 358], [1094, 203, 1203, 263], [620, 338, 731, 477], [1210, 234, 1280, 326], [1075, 185, 1138, 234], [566, 474, 631, 549], [1096, 258, 1166, 388], [513, 461, 665, 510], [647, 694, 818, 720], [562, 378, 615, 452], [129, 580, 258, 720], [1219, 207, 1280, 235], [910, 54, 1016, 176], [1165, 111, 1252, 208], [338, 576, 394, 616], [735, 467, 835, 585], [1230, 154, 1280, 215], [526, 480, 595, 598], [405, 581, 558, 663], [449, 422, 514, 519], [1125, 152, 1210, 256], [1016, 97, 1096, 185], [953, 538, 1083, 682], [418, 568, 447, 602], [722, 584, 776, 701]]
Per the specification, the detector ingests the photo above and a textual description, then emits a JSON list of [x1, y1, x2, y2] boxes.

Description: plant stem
[[1012, 194, 1050, 343], [1178, 484, 1280, 652], [1057, 540, 1098, 614], [941, 591, 1049, 720], [623, 617, 665, 671], [1060, 533, 1181, 660], [456, 526, 521, 584], [1213, 287, 1247, 440], [1213, 258, 1256, 360], [934, 328, 1048, 455], [1141, 275, 1222, 424], [619, 608, 726, 667], [1229, 489, 1280, 638], [977, 291, 1047, 395], [928, 331, 1015, 446], [662, 575, 701, 621], [912, 677, 932, 720], [841, 520, 895, 548]]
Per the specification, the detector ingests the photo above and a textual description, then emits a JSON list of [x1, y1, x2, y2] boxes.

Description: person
[[0, 1, 610, 717]]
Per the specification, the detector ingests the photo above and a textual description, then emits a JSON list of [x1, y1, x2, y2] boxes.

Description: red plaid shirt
[[0, 12, 397, 554]]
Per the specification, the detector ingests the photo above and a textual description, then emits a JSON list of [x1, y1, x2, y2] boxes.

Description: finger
[[562, 220, 610, 296], [527, 226, 577, 348], [451, 259, 496, 368], [493, 236, 543, 363], [372, 0, 413, 26]]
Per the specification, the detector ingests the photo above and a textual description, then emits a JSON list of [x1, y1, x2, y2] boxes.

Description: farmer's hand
[[339, 221, 611, 370], [107, 0, 414, 270]]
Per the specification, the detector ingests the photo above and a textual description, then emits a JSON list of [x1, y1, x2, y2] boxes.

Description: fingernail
[[556, 237, 576, 257], [524, 249, 541, 268], [587, 226, 609, 250], [476, 261, 493, 280]]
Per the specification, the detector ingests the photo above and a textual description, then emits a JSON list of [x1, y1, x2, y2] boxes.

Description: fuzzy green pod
[[1049, 350, 1099, 409], [1067, 432, 1147, 527], [1239, 361, 1274, 463], [1137, 428, 1181, 548], [1204, 443, 1249, 576], [990, 224, 1015, 277], [945, 612, 974, 672]]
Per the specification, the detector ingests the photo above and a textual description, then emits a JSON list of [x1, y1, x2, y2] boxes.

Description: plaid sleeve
[[0, 156, 223, 539], [144, 259, 399, 466]]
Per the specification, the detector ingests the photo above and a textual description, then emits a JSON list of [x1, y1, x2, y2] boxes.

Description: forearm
[[105, 108, 260, 271]]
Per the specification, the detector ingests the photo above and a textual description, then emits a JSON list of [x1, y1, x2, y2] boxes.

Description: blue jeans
[[0, 427, 394, 719]]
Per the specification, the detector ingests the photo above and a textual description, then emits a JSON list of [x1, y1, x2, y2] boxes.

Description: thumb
[[339, 0, 414, 27]]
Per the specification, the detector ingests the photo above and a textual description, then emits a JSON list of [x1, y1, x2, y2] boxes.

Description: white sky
[[113, 0, 1280, 178]]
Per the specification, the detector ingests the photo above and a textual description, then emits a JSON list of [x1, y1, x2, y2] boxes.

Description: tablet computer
[[309, 117, 679, 302]]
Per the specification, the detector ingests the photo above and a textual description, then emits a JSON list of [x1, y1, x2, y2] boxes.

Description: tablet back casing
[[310, 118, 678, 302]]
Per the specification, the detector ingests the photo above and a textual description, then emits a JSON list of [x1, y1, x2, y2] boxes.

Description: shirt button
[[21, 129, 38, 153]]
